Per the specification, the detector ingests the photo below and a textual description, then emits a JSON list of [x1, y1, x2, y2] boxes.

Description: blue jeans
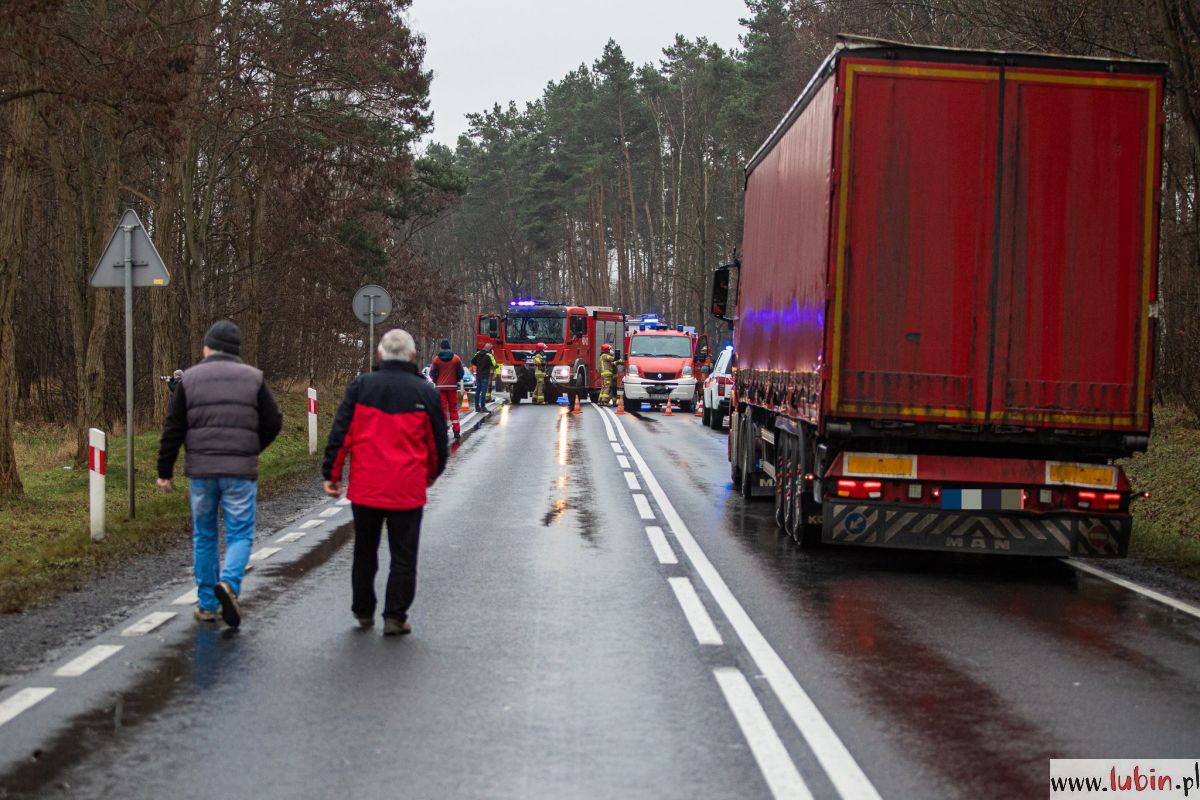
[[475, 380, 488, 411], [189, 477, 257, 612]]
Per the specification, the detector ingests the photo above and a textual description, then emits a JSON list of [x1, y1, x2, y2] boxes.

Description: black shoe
[[355, 616, 374, 630], [453, 432, 461, 442], [383, 618, 412, 636], [214, 581, 241, 629]]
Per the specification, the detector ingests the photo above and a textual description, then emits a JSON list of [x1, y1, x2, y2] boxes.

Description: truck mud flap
[[823, 502, 1130, 557]]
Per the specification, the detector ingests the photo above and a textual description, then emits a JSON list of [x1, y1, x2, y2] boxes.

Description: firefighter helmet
[[601, 343, 612, 353], [536, 342, 547, 351]]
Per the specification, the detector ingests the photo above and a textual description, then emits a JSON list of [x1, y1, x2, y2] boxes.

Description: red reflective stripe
[[89, 446, 106, 476], [308, 398, 317, 414]]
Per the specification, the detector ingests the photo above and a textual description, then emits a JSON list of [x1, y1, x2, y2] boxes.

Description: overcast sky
[[408, 0, 750, 148]]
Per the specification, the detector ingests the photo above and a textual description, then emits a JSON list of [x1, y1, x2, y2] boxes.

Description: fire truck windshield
[[506, 313, 567, 344], [629, 335, 692, 358]]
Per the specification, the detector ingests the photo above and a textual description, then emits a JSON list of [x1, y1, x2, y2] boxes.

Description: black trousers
[[350, 504, 423, 622]]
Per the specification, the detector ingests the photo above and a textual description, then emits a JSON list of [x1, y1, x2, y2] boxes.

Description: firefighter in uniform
[[598, 343, 620, 406], [532, 342, 548, 404]]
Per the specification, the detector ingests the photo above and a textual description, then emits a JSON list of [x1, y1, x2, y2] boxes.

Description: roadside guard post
[[307, 388, 318, 455], [88, 428, 106, 542]]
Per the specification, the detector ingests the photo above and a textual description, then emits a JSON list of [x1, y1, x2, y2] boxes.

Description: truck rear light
[[864, 480, 882, 499], [931, 488, 941, 499], [1076, 490, 1095, 508], [836, 479, 882, 499], [1076, 490, 1121, 510]]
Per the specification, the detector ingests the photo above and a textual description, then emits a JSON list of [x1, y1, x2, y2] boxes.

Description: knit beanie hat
[[440, 338, 451, 350], [204, 319, 242, 356]]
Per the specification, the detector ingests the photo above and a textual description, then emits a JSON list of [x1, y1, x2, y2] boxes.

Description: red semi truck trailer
[[712, 38, 1165, 557]]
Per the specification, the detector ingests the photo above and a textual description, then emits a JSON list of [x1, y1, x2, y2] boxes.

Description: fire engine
[[477, 300, 627, 404], [621, 316, 711, 412]]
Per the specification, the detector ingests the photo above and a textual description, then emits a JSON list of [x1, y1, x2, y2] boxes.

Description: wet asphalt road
[[2, 402, 1200, 799]]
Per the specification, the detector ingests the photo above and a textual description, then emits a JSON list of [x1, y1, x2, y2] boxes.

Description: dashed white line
[[668, 577, 723, 645], [249, 547, 282, 562], [632, 493, 655, 520], [617, 455, 630, 469], [624, 471, 640, 490], [121, 611, 176, 637], [714, 668, 813, 800], [1065, 559, 1200, 620], [319, 507, 341, 518], [645, 526, 678, 565], [610, 442, 623, 454], [54, 645, 124, 677], [0, 688, 55, 727], [298, 520, 322, 529], [171, 587, 199, 606], [601, 406, 880, 800], [275, 531, 306, 543]]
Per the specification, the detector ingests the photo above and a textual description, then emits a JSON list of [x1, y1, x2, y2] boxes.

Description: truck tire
[[774, 431, 790, 527], [711, 410, 726, 430], [795, 425, 822, 547], [781, 433, 799, 539], [730, 412, 744, 489], [702, 403, 712, 426], [680, 400, 695, 413], [739, 415, 756, 501]]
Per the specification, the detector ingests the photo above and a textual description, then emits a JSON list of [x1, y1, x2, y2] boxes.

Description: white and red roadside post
[[307, 388, 318, 455], [88, 428, 106, 542]]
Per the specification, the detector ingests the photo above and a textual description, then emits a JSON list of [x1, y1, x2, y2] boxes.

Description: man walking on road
[[429, 338, 464, 441], [470, 342, 497, 413], [157, 320, 283, 629], [323, 329, 448, 636]]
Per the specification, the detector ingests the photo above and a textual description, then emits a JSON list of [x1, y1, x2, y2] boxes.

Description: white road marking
[[1065, 559, 1200, 620], [645, 526, 678, 565], [0, 688, 55, 727], [714, 668, 813, 800], [249, 547, 282, 562], [275, 531, 306, 543], [668, 577, 723, 645], [624, 471, 640, 490], [299, 519, 322, 529], [610, 442, 623, 454], [597, 405, 616, 439], [121, 611, 176, 637], [336, 498, 351, 506], [319, 507, 341, 518], [171, 588, 198, 606], [617, 455, 630, 469], [632, 493, 655, 520], [602, 407, 880, 800], [54, 644, 123, 677]]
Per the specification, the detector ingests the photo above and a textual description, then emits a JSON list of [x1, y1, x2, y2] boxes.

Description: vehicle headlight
[[552, 365, 571, 381], [681, 365, 693, 376], [627, 364, 639, 376], [499, 365, 516, 381]]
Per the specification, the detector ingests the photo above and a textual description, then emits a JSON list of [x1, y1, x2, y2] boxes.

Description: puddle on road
[[0, 523, 355, 797], [536, 423, 600, 546]]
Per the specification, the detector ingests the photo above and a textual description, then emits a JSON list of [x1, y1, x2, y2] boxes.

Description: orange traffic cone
[[461, 390, 471, 413], [664, 397, 674, 416], [695, 398, 704, 417], [616, 395, 625, 414], [572, 394, 582, 415]]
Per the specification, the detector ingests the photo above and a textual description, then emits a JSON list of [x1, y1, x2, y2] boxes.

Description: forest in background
[[2, 0, 1198, 498]]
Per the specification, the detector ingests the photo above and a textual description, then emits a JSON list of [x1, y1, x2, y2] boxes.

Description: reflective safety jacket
[[323, 360, 448, 510]]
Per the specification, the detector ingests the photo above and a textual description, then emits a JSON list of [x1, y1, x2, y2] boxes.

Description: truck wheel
[[702, 403, 712, 426], [730, 412, 744, 489], [511, 387, 526, 404], [679, 400, 695, 413], [774, 432, 789, 527], [782, 434, 799, 539], [711, 410, 726, 430], [739, 415, 756, 501], [795, 426, 822, 547]]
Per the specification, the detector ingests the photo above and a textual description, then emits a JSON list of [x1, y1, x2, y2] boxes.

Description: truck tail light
[[1076, 491, 1122, 511], [836, 479, 882, 500]]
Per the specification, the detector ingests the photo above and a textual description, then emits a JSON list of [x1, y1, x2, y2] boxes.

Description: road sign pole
[[368, 295, 376, 371], [123, 225, 135, 519]]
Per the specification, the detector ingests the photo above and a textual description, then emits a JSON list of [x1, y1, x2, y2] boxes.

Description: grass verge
[[1120, 402, 1200, 579], [0, 389, 333, 613]]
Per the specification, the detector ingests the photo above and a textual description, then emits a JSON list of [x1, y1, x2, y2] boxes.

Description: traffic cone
[[664, 397, 674, 416], [616, 395, 625, 414], [695, 398, 704, 417], [461, 391, 471, 413], [572, 394, 582, 415]]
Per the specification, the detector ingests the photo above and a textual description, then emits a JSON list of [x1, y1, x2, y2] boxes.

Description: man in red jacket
[[428, 338, 464, 442], [323, 328, 448, 635]]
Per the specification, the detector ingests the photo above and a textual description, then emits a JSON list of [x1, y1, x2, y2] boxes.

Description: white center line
[[275, 531, 306, 544], [616, 455, 630, 469], [624, 471, 640, 490], [298, 520, 322, 529], [1065, 559, 1200, 620], [645, 526, 678, 565], [171, 588, 199, 606], [249, 547, 282, 562], [319, 507, 341, 518], [54, 644, 124, 677], [121, 611, 176, 637], [0, 688, 55, 727], [602, 406, 880, 800], [714, 668, 813, 800], [632, 493, 655, 520], [668, 577, 723, 645], [610, 442, 623, 454]]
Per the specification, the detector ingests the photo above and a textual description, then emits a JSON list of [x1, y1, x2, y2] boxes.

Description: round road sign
[[352, 284, 392, 324]]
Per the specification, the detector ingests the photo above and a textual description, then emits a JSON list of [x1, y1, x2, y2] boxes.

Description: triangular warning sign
[[89, 209, 171, 288]]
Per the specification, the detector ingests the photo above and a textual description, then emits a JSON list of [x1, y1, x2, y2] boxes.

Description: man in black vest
[[156, 319, 283, 629]]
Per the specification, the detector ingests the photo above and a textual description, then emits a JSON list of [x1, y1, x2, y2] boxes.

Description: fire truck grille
[[645, 371, 677, 381]]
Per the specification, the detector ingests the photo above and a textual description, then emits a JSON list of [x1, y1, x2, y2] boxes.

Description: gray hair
[[377, 328, 416, 362]]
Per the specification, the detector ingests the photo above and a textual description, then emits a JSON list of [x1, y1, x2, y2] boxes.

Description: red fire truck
[[477, 300, 628, 403]]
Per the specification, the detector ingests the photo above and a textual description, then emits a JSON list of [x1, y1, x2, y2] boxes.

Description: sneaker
[[382, 618, 412, 636], [193, 608, 218, 623], [214, 581, 241, 629], [355, 616, 374, 630]]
